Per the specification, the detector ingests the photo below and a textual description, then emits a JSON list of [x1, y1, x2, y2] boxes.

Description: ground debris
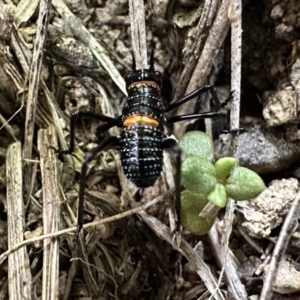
[[237, 178, 299, 238]]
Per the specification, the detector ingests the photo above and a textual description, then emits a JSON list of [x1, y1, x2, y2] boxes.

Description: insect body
[[56, 59, 226, 235], [120, 68, 165, 187]]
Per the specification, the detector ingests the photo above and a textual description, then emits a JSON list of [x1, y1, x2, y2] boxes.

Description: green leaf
[[181, 156, 217, 195], [207, 183, 227, 207], [225, 167, 266, 200], [180, 190, 214, 235], [215, 157, 237, 180], [179, 131, 214, 161]]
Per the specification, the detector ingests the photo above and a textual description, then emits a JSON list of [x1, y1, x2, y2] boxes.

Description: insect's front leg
[[166, 85, 220, 112]]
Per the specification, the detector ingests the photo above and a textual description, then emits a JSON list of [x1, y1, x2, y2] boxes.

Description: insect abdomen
[[120, 75, 165, 187], [120, 125, 163, 187]]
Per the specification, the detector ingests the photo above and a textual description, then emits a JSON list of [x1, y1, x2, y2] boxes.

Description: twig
[[220, 0, 246, 299], [128, 0, 147, 69], [222, 0, 242, 255], [259, 188, 300, 300]]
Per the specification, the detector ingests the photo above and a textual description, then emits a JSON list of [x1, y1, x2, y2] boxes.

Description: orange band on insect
[[123, 114, 159, 127], [128, 81, 161, 90]]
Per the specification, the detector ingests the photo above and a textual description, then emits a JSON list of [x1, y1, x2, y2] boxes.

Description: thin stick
[[222, 0, 242, 248], [228, 0, 242, 154], [220, 0, 246, 299], [259, 188, 300, 300]]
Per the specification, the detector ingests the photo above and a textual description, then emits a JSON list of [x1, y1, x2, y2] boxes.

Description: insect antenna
[[131, 51, 137, 70], [149, 47, 155, 70]]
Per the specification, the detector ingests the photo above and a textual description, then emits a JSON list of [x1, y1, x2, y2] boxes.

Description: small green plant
[[179, 131, 266, 235]]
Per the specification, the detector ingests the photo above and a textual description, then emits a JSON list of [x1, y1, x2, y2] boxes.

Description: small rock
[[237, 178, 299, 238], [264, 258, 300, 294], [215, 127, 300, 174], [270, 4, 285, 20], [263, 86, 297, 127]]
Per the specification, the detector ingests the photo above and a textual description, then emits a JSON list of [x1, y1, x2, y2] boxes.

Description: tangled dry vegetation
[[1, 0, 300, 299]]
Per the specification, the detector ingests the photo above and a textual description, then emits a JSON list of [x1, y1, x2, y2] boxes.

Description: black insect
[[56, 56, 227, 235]]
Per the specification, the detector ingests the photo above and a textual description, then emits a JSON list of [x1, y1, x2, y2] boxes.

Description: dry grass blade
[[0, 195, 164, 265], [41, 81, 70, 153], [6, 142, 31, 299], [23, 0, 51, 202], [0, 113, 17, 141], [38, 125, 60, 300], [14, 0, 39, 28], [11, 22, 36, 75], [10, 25, 67, 130], [208, 221, 247, 299], [173, 0, 219, 104], [0, 40, 26, 130], [128, 0, 147, 69]]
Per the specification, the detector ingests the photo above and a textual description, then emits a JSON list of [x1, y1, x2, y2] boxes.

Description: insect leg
[[163, 138, 181, 232], [94, 116, 122, 140], [56, 110, 121, 155], [75, 136, 120, 242], [166, 85, 222, 112], [167, 93, 244, 132], [167, 111, 224, 124]]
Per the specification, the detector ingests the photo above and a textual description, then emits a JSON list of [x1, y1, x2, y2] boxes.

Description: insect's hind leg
[[163, 138, 182, 233], [54, 110, 121, 155], [75, 136, 120, 242]]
